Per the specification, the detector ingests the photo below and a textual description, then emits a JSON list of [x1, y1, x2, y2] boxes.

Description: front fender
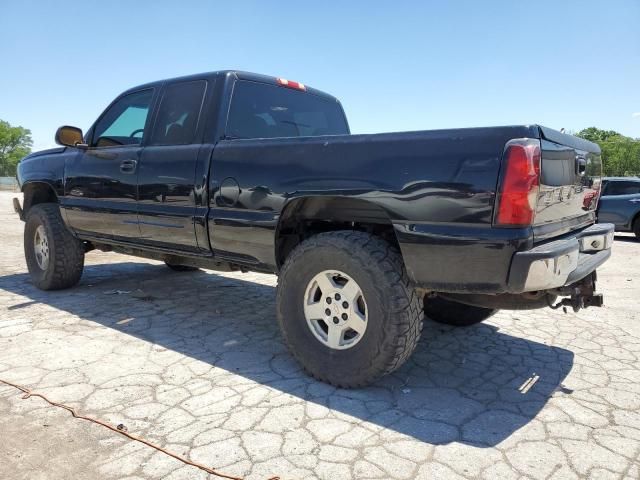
[[17, 148, 68, 196]]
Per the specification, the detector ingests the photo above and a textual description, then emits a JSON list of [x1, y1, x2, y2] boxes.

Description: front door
[[63, 89, 155, 240]]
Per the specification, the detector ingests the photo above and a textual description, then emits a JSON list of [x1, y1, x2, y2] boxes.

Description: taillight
[[495, 139, 541, 226], [276, 77, 306, 91], [583, 179, 602, 211], [583, 190, 598, 210]]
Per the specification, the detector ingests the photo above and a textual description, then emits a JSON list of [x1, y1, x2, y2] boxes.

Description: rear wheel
[[164, 261, 199, 272], [24, 203, 84, 290], [276, 231, 423, 388], [424, 296, 497, 327]]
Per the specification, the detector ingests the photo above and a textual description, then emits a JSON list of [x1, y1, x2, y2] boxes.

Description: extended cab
[[15, 70, 614, 387]]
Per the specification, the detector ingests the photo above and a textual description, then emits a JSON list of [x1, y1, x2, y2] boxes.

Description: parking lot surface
[[1, 191, 639, 480]]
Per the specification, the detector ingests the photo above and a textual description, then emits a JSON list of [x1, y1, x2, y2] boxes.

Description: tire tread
[[25, 203, 84, 290], [276, 231, 423, 388]]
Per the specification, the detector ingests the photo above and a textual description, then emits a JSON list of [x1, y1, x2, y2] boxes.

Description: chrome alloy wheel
[[33, 225, 50, 270], [303, 270, 368, 350]]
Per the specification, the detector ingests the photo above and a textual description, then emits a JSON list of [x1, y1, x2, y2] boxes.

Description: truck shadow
[[614, 234, 638, 244], [0, 261, 574, 447]]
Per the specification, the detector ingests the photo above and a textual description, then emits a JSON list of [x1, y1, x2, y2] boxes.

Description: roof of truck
[[122, 70, 340, 102], [603, 176, 640, 181]]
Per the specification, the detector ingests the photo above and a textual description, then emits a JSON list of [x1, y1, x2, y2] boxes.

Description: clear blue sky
[[1, 0, 638, 151]]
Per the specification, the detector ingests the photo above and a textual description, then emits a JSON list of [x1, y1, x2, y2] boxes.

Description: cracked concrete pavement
[[0, 191, 639, 480]]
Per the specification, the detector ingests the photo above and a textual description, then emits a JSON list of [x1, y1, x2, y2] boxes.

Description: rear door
[[532, 127, 602, 241], [64, 88, 155, 239], [137, 79, 210, 251], [598, 179, 640, 229]]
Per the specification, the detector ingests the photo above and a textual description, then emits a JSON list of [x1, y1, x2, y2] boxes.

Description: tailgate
[[533, 126, 602, 241]]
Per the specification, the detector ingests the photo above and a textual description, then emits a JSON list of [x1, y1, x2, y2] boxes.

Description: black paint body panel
[[16, 70, 603, 294], [206, 126, 540, 288]]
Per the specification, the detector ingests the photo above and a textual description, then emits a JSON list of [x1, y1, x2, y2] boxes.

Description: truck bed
[[208, 124, 601, 293]]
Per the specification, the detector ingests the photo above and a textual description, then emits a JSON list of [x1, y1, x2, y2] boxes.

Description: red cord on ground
[[0, 378, 280, 480]]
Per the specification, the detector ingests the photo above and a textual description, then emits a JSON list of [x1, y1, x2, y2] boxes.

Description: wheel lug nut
[[326, 297, 332, 304], [325, 309, 331, 316], [341, 313, 348, 320], [335, 293, 341, 301], [342, 301, 348, 309], [333, 317, 339, 324]]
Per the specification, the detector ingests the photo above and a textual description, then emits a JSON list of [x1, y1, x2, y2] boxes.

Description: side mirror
[[55, 126, 87, 148]]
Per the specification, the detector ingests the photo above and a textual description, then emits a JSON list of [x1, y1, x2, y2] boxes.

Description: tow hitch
[[548, 273, 603, 313]]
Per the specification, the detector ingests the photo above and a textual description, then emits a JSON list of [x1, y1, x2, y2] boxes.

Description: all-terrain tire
[[276, 231, 423, 388], [24, 203, 84, 290], [164, 262, 199, 272], [424, 296, 497, 327]]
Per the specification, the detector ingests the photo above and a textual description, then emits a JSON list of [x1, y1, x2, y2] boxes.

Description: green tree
[[0, 120, 33, 177], [575, 127, 640, 177], [574, 127, 623, 143]]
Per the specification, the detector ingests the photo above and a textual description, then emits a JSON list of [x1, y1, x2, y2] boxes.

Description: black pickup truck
[[15, 70, 614, 387]]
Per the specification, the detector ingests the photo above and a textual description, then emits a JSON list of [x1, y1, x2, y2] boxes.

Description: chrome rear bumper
[[507, 223, 614, 293]]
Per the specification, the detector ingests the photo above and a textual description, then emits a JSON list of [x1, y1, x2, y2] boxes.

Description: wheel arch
[[22, 181, 59, 216], [274, 196, 401, 270]]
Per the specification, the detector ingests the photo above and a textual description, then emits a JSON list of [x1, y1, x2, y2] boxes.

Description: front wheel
[[276, 231, 423, 388], [424, 296, 496, 327], [24, 204, 85, 290]]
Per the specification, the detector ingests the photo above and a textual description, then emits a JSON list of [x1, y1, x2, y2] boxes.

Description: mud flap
[[13, 197, 24, 221]]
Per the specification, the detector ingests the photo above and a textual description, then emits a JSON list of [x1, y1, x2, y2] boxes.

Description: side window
[[150, 81, 207, 146], [92, 89, 153, 147], [620, 182, 640, 195], [606, 181, 640, 196], [226, 80, 349, 140]]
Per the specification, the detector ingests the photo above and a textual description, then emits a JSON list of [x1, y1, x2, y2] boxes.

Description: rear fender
[[275, 196, 398, 269]]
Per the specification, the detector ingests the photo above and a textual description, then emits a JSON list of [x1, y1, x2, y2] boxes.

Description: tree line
[[0, 119, 32, 177], [574, 127, 640, 177]]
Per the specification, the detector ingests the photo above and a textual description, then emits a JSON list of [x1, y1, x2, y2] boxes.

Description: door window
[[92, 89, 153, 147], [150, 80, 207, 145], [605, 180, 640, 196]]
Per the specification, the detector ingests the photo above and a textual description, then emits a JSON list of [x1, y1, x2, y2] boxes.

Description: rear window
[[226, 80, 348, 139]]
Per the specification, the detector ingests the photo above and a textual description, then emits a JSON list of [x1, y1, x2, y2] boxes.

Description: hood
[[22, 146, 67, 161]]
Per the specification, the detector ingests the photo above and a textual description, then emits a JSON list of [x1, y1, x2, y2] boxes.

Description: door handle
[[120, 159, 137, 174]]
